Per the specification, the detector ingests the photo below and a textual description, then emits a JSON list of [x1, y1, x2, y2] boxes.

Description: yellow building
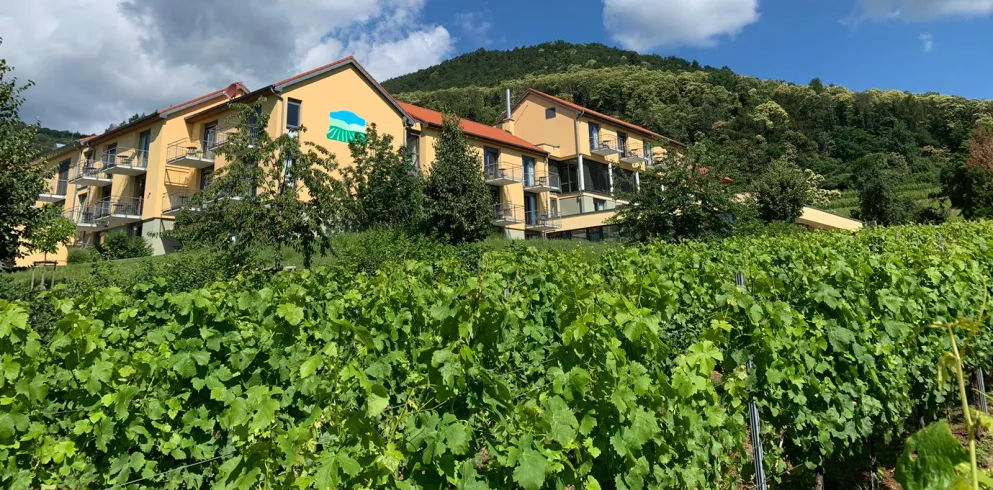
[[20, 57, 860, 266]]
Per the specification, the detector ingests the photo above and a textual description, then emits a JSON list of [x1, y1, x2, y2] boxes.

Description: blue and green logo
[[327, 110, 366, 143]]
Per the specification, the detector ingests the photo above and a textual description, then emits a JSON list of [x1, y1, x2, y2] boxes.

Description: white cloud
[[858, 0, 993, 20], [919, 33, 934, 52], [456, 10, 494, 45], [0, 0, 454, 133], [603, 0, 759, 51]]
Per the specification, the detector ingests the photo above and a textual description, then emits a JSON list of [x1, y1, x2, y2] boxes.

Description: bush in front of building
[[93, 232, 152, 260], [65, 247, 100, 264]]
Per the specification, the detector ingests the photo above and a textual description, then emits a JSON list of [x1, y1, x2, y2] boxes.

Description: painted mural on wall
[[327, 111, 367, 143]]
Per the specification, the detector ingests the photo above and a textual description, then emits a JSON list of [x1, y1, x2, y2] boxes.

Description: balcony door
[[524, 193, 537, 225], [203, 122, 217, 159], [484, 147, 499, 176], [588, 123, 600, 150], [105, 144, 117, 166], [522, 156, 535, 187], [57, 159, 70, 195], [138, 130, 151, 167]]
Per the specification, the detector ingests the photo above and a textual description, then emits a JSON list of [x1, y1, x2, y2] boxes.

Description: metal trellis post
[[977, 368, 989, 414], [737, 272, 768, 490]]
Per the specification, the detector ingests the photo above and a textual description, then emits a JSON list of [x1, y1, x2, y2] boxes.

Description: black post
[[738, 272, 768, 490]]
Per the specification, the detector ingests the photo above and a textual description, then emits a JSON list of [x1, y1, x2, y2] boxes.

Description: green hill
[[385, 42, 991, 192]]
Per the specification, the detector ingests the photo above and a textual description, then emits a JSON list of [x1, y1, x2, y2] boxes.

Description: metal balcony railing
[[66, 206, 99, 227], [524, 209, 563, 231], [493, 203, 524, 225], [54, 179, 68, 196], [104, 148, 150, 171], [591, 138, 622, 157], [620, 146, 650, 165], [523, 167, 562, 192], [211, 127, 261, 151], [69, 160, 110, 182], [166, 140, 217, 166], [484, 162, 522, 185], [162, 190, 197, 214], [41, 179, 69, 200], [95, 196, 143, 220]]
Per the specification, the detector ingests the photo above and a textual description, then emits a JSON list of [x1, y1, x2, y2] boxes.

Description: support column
[[577, 155, 586, 213], [608, 163, 614, 195], [635, 171, 640, 192]]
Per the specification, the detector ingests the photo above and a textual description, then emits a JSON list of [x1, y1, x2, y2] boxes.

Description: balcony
[[103, 149, 149, 176], [66, 206, 102, 231], [493, 203, 524, 226], [94, 196, 143, 227], [68, 160, 112, 187], [591, 139, 622, 157], [620, 147, 650, 166], [523, 168, 561, 193], [166, 140, 216, 169], [39, 179, 69, 203], [484, 162, 522, 186], [162, 190, 198, 215], [210, 128, 260, 155], [525, 210, 562, 232]]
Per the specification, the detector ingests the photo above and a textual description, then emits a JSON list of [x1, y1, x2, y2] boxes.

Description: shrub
[[94, 233, 152, 260], [66, 247, 100, 264]]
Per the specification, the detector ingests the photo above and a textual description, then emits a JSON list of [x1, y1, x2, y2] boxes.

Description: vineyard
[[3, 222, 993, 488]]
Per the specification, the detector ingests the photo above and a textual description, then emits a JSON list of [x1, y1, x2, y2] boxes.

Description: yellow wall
[[512, 94, 580, 157]]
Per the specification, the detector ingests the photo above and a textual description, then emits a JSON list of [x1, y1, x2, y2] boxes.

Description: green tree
[[423, 115, 493, 244], [343, 124, 424, 232], [0, 44, 46, 269], [171, 100, 348, 269], [941, 121, 993, 219], [612, 142, 743, 242], [754, 155, 810, 223], [23, 205, 75, 262]]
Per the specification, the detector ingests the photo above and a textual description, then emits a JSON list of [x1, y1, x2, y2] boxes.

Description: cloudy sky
[[2, 0, 993, 134]]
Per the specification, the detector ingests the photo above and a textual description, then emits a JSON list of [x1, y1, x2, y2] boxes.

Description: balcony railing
[[95, 196, 143, 222], [523, 167, 562, 193], [162, 190, 197, 215], [103, 148, 150, 175], [211, 127, 261, 154], [484, 161, 522, 186], [66, 206, 101, 229], [620, 147, 650, 165], [39, 179, 69, 202], [493, 203, 524, 226], [524, 209, 563, 231], [591, 138, 622, 157], [68, 160, 112, 185], [166, 140, 217, 169]]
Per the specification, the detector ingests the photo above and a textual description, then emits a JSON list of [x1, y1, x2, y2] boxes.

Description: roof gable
[[398, 101, 547, 155], [521, 89, 685, 148]]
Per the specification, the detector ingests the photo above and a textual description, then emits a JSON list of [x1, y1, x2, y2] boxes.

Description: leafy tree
[[23, 205, 75, 262], [856, 171, 918, 226], [342, 124, 424, 232], [0, 45, 46, 270], [423, 115, 493, 244], [941, 121, 993, 219], [171, 100, 348, 269], [754, 152, 839, 223], [611, 142, 744, 242], [94, 232, 152, 260]]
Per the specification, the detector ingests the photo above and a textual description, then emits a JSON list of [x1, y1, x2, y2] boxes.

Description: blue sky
[[425, 0, 993, 100], [3, 0, 991, 132]]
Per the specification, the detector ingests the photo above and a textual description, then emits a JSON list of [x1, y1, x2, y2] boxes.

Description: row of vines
[[2, 221, 993, 488]]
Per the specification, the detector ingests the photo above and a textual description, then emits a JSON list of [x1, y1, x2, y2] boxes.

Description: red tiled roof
[[274, 56, 355, 87], [158, 82, 249, 114], [524, 88, 685, 148], [398, 101, 547, 154]]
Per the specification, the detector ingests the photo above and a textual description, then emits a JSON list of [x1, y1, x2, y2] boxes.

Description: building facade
[[20, 57, 861, 267]]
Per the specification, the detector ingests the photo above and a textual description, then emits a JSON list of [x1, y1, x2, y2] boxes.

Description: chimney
[[499, 89, 515, 135]]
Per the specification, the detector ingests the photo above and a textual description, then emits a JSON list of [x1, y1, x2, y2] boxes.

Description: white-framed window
[[286, 99, 302, 129]]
